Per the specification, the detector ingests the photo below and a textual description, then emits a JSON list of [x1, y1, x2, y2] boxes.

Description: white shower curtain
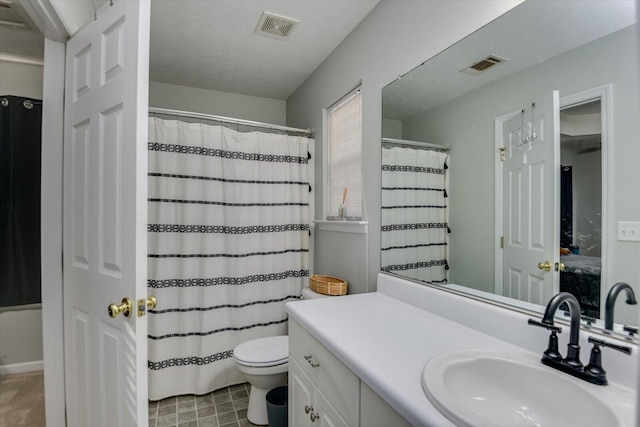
[[147, 118, 312, 400], [381, 146, 449, 283]]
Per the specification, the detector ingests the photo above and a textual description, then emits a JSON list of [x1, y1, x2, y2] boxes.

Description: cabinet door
[[360, 382, 412, 427], [289, 357, 313, 427], [316, 389, 350, 427]]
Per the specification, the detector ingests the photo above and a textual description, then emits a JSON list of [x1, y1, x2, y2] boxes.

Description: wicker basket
[[309, 275, 348, 296]]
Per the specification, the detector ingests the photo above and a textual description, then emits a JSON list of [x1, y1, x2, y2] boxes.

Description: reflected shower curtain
[[147, 118, 312, 400], [381, 146, 449, 283], [0, 96, 42, 307]]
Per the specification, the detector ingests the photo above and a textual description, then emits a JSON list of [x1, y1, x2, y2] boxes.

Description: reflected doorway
[[559, 99, 602, 318]]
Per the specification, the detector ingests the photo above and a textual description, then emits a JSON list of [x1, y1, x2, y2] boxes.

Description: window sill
[[314, 220, 368, 234]]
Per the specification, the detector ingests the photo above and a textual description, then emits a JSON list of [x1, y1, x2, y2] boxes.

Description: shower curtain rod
[[382, 137, 450, 152], [149, 107, 312, 136]]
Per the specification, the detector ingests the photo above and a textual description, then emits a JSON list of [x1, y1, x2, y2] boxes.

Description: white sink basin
[[422, 348, 635, 427]]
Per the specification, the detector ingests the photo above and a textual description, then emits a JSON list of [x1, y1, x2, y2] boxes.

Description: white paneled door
[[62, 1, 150, 426], [502, 91, 560, 305]]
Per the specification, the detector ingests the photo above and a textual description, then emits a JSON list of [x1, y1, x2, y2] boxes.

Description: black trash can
[[266, 385, 288, 427]]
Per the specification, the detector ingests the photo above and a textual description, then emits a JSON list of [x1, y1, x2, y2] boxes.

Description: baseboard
[[0, 360, 44, 375]]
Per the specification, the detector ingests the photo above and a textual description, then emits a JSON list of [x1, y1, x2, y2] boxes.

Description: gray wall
[[382, 118, 401, 139], [573, 149, 602, 256], [0, 60, 43, 98], [0, 60, 45, 368], [402, 25, 639, 324], [286, 0, 521, 293], [149, 81, 286, 125]]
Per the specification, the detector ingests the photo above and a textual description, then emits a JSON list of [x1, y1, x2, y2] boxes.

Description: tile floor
[[149, 383, 259, 427]]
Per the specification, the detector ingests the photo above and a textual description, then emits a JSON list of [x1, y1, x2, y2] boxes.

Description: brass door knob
[[537, 261, 552, 272], [108, 297, 132, 318], [555, 262, 565, 272], [146, 295, 157, 309]]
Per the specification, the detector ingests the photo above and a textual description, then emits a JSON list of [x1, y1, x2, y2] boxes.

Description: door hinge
[[499, 147, 506, 161], [500, 236, 504, 248]]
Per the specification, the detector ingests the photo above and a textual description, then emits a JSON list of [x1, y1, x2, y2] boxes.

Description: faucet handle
[[529, 319, 562, 361], [528, 318, 562, 333], [623, 325, 638, 338], [588, 336, 632, 355], [584, 336, 632, 385]]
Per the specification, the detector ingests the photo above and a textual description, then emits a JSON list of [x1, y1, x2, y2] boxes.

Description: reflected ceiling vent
[[0, 0, 26, 28], [255, 12, 298, 40], [461, 55, 507, 76]]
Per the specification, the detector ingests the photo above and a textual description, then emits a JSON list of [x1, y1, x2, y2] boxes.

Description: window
[[327, 87, 362, 220]]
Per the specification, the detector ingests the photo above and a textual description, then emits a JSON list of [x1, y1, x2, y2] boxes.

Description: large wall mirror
[[381, 0, 639, 338]]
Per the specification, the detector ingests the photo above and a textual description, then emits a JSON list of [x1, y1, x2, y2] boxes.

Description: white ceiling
[[3, 0, 379, 100], [149, 0, 380, 100]]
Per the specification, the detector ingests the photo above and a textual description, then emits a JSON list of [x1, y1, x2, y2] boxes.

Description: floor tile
[[216, 401, 235, 414], [231, 389, 248, 400], [178, 400, 196, 413], [178, 395, 195, 403], [229, 384, 245, 392], [158, 396, 177, 407], [233, 397, 248, 410], [217, 410, 238, 425], [236, 408, 248, 421], [198, 405, 216, 418], [158, 404, 176, 418], [177, 410, 196, 423], [149, 383, 259, 427], [157, 414, 177, 427], [198, 416, 219, 427], [214, 392, 232, 404], [196, 394, 214, 408]]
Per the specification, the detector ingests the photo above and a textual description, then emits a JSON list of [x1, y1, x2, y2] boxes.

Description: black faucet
[[540, 292, 583, 368], [604, 282, 637, 331], [528, 292, 633, 385]]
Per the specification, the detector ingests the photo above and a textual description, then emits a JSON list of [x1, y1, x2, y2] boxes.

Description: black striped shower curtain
[[381, 146, 449, 284], [147, 118, 312, 400]]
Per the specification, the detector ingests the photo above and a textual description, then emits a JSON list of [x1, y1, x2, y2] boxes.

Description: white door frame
[[559, 84, 613, 320], [41, 37, 67, 427], [26, 1, 71, 424]]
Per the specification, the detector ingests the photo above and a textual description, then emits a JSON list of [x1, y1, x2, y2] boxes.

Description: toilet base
[[247, 384, 269, 425], [245, 373, 287, 425]]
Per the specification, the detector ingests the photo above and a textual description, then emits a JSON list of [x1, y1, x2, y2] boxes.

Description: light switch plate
[[617, 221, 640, 242]]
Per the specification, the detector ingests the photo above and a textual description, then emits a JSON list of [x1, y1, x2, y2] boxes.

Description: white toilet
[[234, 335, 289, 425], [233, 287, 332, 425]]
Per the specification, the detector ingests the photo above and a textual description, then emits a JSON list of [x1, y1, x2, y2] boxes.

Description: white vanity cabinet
[[289, 357, 350, 427], [288, 318, 413, 427], [289, 319, 359, 426]]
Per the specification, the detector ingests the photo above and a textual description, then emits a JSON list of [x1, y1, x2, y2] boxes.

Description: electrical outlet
[[617, 221, 640, 242]]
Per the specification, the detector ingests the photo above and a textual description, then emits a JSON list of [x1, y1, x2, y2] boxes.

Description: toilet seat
[[233, 335, 288, 367]]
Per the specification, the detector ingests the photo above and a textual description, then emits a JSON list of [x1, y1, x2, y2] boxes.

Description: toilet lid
[[234, 336, 288, 367]]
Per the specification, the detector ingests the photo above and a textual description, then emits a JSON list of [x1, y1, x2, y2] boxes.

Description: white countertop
[[286, 291, 528, 426]]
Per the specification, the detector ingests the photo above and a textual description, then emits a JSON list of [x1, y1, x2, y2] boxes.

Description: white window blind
[[327, 87, 362, 219]]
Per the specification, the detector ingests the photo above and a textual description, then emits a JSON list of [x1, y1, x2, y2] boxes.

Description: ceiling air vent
[[256, 12, 298, 40], [461, 55, 507, 76], [0, 0, 27, 29]]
